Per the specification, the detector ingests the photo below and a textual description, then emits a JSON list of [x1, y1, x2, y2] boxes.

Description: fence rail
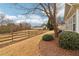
[[0, 30, 47, 43]]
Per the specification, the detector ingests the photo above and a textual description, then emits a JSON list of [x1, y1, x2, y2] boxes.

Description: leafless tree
[[39, 3, 59, 37], [0, 13, 5, 26], [13, 3, 59, 37]]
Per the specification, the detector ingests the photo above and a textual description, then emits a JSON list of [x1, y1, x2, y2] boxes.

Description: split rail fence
[[0, 30, 47, 44]]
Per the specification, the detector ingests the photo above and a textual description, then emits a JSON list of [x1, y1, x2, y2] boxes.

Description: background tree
[[46, 19, 54, 30], [0, 13, 5, 26]]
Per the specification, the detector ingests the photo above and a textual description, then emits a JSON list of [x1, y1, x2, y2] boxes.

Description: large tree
[[13, 3, 59, 37]]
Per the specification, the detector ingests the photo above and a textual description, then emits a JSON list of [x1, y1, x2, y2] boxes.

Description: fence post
[[28, 30, 30, 38], [25, 27, 27, 38], [11, 31, 13, 42], [10, 24, 14, 42]]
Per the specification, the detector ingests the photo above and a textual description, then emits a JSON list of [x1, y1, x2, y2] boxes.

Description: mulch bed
[[39, 39, 79, 56]]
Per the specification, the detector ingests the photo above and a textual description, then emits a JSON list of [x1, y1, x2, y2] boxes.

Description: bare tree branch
[[39, 3, 50, 17]]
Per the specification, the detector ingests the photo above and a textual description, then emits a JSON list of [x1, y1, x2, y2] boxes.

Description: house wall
[[64, 12, 76, 32], [64, 4, 79, 33], [65, 15, 73, 31], [76, 9, 79, 33]]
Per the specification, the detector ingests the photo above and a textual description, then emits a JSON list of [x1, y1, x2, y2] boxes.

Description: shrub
[[59, 31, 79, 50], [42, 34, 54, 41]]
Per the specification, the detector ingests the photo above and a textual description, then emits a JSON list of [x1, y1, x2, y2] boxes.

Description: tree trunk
[[53, 19, 59, 37], [53, 3, 59, 38], [49, 16, 59, 37]]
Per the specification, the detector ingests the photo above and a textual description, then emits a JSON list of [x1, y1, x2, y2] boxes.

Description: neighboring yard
[[0, 31, 79, 56], [0, 30, 47, 48]]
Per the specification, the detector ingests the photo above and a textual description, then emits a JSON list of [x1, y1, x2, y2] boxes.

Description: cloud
[[28, 14, 42, 19], [26, 14, 48, 26], [16, 20, 25, 23], [0, 11, 48, 26], [0, 11, 5, 15], [5, 15, 17, 20], [16, 14, 48, 26]]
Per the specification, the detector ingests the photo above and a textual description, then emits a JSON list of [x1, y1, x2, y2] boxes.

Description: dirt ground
[[0, 31, 79, 56]]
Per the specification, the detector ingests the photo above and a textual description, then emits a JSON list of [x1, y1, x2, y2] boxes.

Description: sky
[[0, 3, 35, 16], [0, 3, 64, 26]]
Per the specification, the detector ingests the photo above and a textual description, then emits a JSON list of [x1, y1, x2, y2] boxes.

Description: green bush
[[42, 34, 54, 41], [59, 31, 79, 50]]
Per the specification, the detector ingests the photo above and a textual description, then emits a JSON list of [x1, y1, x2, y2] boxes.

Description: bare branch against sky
[[0, 3, 64, 27]]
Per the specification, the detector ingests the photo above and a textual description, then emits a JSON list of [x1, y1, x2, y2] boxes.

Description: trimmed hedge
[[59, 31, 79, 50], [42, 34, 54, 41]]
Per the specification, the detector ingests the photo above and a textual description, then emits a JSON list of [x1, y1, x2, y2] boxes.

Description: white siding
[[65, 16, 73, 31], [76, 9, 79, 33], [64, 9, 79, 33], [65, 13, 77, 32]]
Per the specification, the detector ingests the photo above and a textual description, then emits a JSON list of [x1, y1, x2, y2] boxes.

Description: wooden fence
[[0, 30, 47, 44]]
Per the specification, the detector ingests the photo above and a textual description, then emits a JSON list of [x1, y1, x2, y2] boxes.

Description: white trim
[[66, 6, 73, 19], [66, 12, 76, 22], [76, 9, 79, 32]]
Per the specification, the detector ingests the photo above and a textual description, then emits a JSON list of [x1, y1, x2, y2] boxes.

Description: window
[[73, 24, 76, 31], [73, 14, 76, 31], [73, 15, 76, 24]]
